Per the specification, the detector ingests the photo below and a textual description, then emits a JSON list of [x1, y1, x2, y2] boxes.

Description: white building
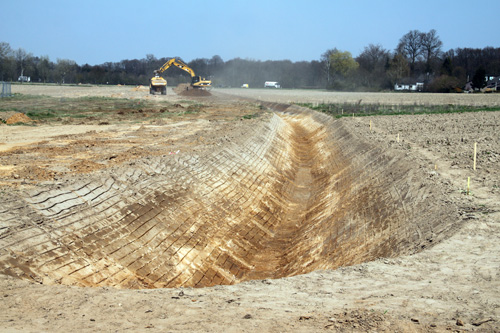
[[394, 82, 423, 91]]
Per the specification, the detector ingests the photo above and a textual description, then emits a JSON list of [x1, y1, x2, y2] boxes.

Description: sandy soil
[[0, 85, 499, 332]]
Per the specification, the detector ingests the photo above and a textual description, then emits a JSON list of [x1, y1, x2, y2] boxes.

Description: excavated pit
[[0, 104, 455, 289]]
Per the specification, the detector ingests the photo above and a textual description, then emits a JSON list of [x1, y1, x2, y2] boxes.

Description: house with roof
[[485, 76, 499, 92]]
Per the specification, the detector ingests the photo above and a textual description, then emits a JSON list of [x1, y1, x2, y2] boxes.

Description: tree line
[[1, 30, 498, 92]]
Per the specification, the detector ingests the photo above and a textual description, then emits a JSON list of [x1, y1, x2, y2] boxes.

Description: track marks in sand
[[0, 107, 457, 288]]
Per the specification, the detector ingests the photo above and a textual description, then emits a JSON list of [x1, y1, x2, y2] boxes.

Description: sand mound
[[174, 83, 212, 96], [5, 113, 34, 125], [132, 85, 148, 91]]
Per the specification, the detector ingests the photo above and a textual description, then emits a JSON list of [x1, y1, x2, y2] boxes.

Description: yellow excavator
[[149, 58, 212, 95]]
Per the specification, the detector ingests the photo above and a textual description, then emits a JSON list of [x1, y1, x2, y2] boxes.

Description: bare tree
[[356, 44, 391, 89], [397, 30, 423, 74], [188, 58, 210, 77], [420, 29, 443, 72], [0, 42, 12, 60], [208, 55, 223, 69], [145, 54, 158, 76], [37, 55, 51, 83], [15, 48, 33, 78], [357, 44, 390, 72], [145, 54, 156, 63], [55, 58, 77, 84], [0, 42, 13, 80], [320, 49, 337, 85]]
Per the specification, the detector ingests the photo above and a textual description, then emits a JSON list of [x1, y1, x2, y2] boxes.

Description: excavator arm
[[155, 58, 176, 75], [156, 58, 196, 77]]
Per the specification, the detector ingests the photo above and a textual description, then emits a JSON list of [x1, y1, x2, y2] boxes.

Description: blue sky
[[1, 0, 498, 65]]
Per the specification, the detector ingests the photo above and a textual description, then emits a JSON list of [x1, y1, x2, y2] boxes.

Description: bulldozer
[[149, 58, 211, 95]]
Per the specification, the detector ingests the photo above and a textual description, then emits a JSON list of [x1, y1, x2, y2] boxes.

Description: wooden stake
[[473, 142, 477, 171], [369, 120, 372, 131], [397, 133, 400, 143], [467, 177, 470, 195]]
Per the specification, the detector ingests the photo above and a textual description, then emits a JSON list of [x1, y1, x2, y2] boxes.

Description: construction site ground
[[0, 84, 499, 332]]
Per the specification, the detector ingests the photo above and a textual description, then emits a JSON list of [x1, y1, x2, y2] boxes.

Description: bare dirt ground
[[0, 85, 499, 332], [218, 87, 500, 106]]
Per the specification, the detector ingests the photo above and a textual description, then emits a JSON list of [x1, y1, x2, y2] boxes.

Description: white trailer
[[264, 81, 281, 88]]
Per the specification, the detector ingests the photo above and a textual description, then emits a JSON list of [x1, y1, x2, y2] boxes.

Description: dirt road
[[0, 85, 499, 332]]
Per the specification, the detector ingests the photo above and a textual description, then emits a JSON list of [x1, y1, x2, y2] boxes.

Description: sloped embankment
[[0, 105, 457, 288]]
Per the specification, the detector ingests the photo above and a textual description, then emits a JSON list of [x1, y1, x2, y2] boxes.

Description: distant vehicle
[[18, 76, 30, 82], [265, 81, 280, 88], [241, 84, 249, 88]]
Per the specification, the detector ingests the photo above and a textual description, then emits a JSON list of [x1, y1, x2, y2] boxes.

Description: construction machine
[[149, 58, 211, 94], [149, 76, 167, 95]]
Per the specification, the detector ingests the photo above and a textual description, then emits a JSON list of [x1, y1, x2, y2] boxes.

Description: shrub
[[427, 75, 462, 93]]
